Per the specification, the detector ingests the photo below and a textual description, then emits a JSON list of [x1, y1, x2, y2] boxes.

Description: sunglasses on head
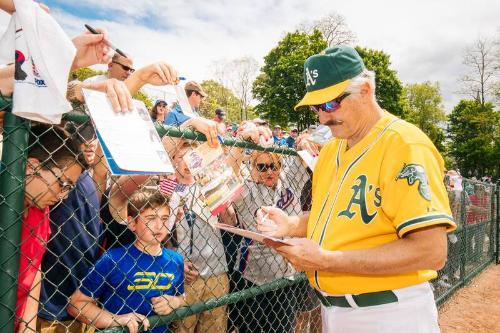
[[309, 93, 351, 113], [256, 163, 280, 172], [112, 61, 135, 73]]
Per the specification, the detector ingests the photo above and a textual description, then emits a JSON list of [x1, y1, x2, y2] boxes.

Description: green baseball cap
[[295, 46, 365, 110]]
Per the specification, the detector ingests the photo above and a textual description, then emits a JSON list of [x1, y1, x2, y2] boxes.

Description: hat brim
[[294, 79, 350, 110]]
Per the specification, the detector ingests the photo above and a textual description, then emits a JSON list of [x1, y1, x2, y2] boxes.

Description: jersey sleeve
[[80, 252, 112, 299], [381, 142, 456, 238]]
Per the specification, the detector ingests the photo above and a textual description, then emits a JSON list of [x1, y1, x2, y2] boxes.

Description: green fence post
[[459, 182, 467, 281], [0, 112, 30, 333], [496, 182, 499, 264]]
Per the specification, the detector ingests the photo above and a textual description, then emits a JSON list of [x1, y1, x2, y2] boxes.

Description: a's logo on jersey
[[127, 272, 175, 291], [338, 175, 381, 224], [396, 163, 431, 201]]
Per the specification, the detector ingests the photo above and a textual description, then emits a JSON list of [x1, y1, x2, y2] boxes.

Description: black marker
[[84, 24, 127, 58]]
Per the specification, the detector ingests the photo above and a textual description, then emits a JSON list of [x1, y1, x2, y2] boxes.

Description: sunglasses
[[256, 163, 280, 172], [112, 61, 135, 73], [195, 91, 206, 100], [309, 93, 351, 113]]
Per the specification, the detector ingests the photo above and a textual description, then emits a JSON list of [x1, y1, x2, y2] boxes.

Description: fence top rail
[[60, 110, 299, 156]]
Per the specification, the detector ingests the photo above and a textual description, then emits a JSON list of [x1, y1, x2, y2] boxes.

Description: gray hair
[[345, 69, 376, 98]]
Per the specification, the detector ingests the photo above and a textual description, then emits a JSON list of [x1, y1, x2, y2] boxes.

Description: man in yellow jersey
[[257, 46, 456, 332]]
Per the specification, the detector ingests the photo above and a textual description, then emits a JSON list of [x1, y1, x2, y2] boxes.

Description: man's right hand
[[113, 312, 150, 333], [256, 206, 293, 238]]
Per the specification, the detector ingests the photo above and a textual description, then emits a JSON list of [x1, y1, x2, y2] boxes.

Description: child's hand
[[151, 295, 185, 315], [114, 312, 149, 333]]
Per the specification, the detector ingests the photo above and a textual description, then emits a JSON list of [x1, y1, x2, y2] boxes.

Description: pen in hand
[[84, 24, 127, 58]]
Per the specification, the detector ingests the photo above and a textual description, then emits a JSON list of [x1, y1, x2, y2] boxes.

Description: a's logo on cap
[[305, 67, 319, 87]]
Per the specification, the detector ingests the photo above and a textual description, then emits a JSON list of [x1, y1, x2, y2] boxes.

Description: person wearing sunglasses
[[227, 123, 309, 332], [84, 53, 135, 83], [14, 124, 84, 333], [151, 99, 170, 124], [256, 46, 456, 333]]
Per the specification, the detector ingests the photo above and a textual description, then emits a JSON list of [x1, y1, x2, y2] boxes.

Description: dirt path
[[439, 264, 500, 332]]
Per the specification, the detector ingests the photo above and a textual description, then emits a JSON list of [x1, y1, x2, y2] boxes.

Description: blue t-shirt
[[165, 104, 197, 126], [39, 171, 102, 321], [285, 136, 295, 148], [81, 244, 184, 333], [273, 135, 286, 146]]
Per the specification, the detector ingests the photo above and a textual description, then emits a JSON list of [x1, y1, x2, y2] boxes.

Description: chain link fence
[[0, 99, 498, 333]]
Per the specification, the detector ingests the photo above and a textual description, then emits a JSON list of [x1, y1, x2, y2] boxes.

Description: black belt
[[314, 289, 398, 308]]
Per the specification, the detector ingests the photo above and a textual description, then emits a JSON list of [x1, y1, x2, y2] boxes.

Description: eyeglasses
[[33, 167, 76, 193], [51, 169, 76, 193], [309, 93, 351, 113], [256, 163, 280, 172], [157, 104, 167, 108], [112, 61, 135, 73]]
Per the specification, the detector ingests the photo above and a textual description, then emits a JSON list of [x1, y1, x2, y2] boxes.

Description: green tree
[[134, 90, 153, 108], [252, 30, 327, 130], [69, 67, 105, 81], [404, 81, 447, 151], [200, 80, 252, 123], [355, 47, 407, 118], [448, 100, 499, 178]]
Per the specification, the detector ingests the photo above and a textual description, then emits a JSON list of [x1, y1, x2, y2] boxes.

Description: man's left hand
[[265, 238, 329, 272]]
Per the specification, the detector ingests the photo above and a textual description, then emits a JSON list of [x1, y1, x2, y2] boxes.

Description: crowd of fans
[[0, 2, 497, 333], [0, 3, 325, 333]]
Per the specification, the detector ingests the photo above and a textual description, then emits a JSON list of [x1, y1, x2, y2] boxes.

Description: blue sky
[[1, 0, 499, 111]]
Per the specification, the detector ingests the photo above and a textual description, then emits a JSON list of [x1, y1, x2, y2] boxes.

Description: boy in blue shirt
[[69, 190, 185, 333]]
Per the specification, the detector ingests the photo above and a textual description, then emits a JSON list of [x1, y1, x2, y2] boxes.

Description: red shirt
[[15, 206, 50, 329]]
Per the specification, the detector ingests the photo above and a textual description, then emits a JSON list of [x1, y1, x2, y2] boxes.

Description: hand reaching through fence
[[151, 294, 186, 316]]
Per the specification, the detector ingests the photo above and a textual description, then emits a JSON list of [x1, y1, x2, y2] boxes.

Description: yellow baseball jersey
[[307, 112, 456, 295]]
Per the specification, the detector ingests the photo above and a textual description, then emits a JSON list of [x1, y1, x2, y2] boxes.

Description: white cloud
[[1, 0, 498, 112]]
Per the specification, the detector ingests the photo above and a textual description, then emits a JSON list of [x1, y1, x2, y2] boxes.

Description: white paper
[[309, 125, 333, 146], [297, 150, 318, 171], [213, 223, 294, 246], [82, 89, 174, 174], [174, 84, 196, 118]]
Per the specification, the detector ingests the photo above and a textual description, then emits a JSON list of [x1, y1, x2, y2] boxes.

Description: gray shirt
[[169, 183, 228, 278], [234, 171, 304, 285]]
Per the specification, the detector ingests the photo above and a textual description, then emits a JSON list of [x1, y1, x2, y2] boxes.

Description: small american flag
[[159, 177, 178, 196]]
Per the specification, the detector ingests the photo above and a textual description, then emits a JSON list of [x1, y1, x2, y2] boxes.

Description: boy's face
[[24, 159, 82, 209], [129, 206, 170, 246]]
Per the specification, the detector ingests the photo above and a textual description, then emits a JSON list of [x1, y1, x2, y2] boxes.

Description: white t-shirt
[[83, 74, 108, 83]]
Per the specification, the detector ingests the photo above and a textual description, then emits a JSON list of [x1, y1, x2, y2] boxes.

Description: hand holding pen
[[256, 206, 292, 238], [85, 24, 127, 58], [71, 26, 114, 70]]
